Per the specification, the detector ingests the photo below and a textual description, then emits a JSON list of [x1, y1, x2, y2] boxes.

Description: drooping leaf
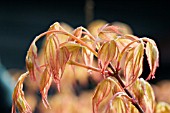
[[73, 27, 82, 39], [58, 46, 70, 77], [145, 39, 159, 80], [99, 24, 122, 35], [133, 42, 144, 77], [61, 41, 82, 62], [98, 40, 119, 75], [124, 48, 134, 85], [26, 43, 39, 81], [116, 34, 139, 52], [61, 41, 83, 52], [124, 34, 139, 41], [82, 47, 93, 67], [12, 72, 32, 113], [92, 78, 112, 113], [47, 22, 70, 43], [144, 79, 156, 112], [105, 91, 133, 113], [116, 38, 133, 52], [106, 96, 128, 113], [81, 35, 94, 69], [44, 34, 61, 91], [40, 68, 52, 109], [130, 78, 155, 112], [97, 24, 122, 42]]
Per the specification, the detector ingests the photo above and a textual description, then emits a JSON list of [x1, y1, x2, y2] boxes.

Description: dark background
[[0, 0, 170, 81], [0, 0, 170, 112]]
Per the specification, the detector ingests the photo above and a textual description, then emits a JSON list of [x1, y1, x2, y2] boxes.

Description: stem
[[109, 63, 144, 113], [29, 30, 98, 57], [68, 60, 101, 72]]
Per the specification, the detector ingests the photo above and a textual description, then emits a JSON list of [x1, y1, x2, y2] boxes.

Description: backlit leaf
[[98, 40, 118, 75], [73, 27, 82, 39], [81, 35, 94, 69], [12, 72, 32, 113], [133, 42, 144, 77], [92, 78, 112, 113], [124, 48, 134, 85], [99, 24, 122, 35], [40, 68, 52, 109], [44, 34, 61, 91], [59, 46, 70, 76], [61, 41, 82, 62], [130, 78, 155, 112], [145, 39, 159, 80], [106, 96, 128, 113], [26, 43, 38, 81], [105, 92, 132, 113]]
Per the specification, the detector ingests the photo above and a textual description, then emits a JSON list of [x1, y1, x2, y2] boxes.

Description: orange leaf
[[92, 78, 112, 113], [99, 24, 122, 35], [145, 39, 159, 80], [26, 43, 38, 81], [40, 68, 52, 109], [124, 48, 134, 85], [44, 34, 61, 91], [59, 46, 70, 77], [73, 27, 82, 39], [133, 42, 144, 78], [105, 92, 130, 113], [12, 72, 32, 113], [61, 41, 83, 62], [98, 40, 118, 74], [131, 78, 155, 112]]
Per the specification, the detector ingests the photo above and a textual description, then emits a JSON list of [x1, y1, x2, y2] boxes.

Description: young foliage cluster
[[12, 21, 170, 113]]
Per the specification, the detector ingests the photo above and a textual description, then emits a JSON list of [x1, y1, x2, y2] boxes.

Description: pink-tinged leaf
[[47, 22, 64, 35], [105, 92, 130, 113], [132, 42, 144, 79], [12, 72, 32, 113], [81, 35, 94, 68], [44, 35, 61, 91], [73, 27, 82, 39], [97, 24, 122, 42], [131, 78, 155, 112], [99, 24, 122, 35], [145, 40, 159, 80], [98, 40, 119, 74], [116, 38, 133, 53], [26, 43, 39, 81], [40, 68, 52, 109], [48, 22, 70, 43], [92, 78, 112, 113], [58, 46, 70, 77], [124, 34, 139, 41], [61, 41, 83, 61], [68, 27, 82, 41], [61, 41, 83, 52], [26, 52, 35, 81], [82, 47, 94, 68], [122, 41, 144, 87], [124, 48, 134, 85]]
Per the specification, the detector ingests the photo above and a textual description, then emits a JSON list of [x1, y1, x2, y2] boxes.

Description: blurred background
[[0, 0, 170, 112]]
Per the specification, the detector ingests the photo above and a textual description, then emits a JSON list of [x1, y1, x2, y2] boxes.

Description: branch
[[108, 63, 144, 113], [68, 60, 101, 72]]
